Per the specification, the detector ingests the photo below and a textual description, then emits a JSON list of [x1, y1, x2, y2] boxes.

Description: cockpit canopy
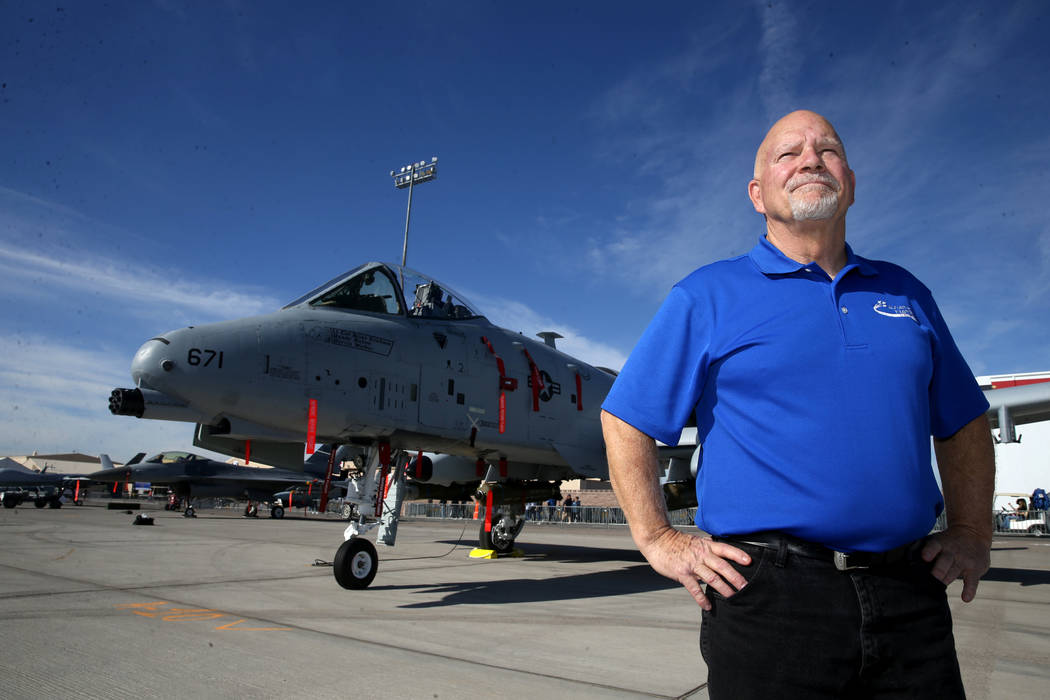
[[284, 262, 482, 321], [145, 451, 199, 464]]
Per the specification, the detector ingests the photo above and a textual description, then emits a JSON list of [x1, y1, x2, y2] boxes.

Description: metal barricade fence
[[403, 502, 1050, 539], [402, 502, 699, 527]]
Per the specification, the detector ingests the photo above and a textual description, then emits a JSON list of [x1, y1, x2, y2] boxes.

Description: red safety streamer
[[74, 480, 80, 502], [499, 457, 508, 478], [521, 348, 543, 412], [481, 336, 517, 433], [375, 443, 390, 517], [244, 439, 251, 465], [575, 372, 583, 411], [473, 499, 480, 520], [484, 490, 494, 533], [415, 450, 424, 478], [306, 399, 318, 454]]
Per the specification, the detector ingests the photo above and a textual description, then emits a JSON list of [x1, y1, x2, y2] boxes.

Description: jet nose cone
[[130, 336, 176, 389]]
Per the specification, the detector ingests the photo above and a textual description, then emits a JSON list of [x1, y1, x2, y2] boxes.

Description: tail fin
[[302, 444, 335, 477], [126, 452, 146, 466], [99, 454, 115, 470], [302, 444, 356, 477]]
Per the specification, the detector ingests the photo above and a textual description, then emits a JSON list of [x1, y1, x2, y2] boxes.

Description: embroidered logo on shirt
[[873, 300, 917, 321]]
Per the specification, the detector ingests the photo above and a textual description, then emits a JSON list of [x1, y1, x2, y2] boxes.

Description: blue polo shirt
[[602, 236, 989, 551]]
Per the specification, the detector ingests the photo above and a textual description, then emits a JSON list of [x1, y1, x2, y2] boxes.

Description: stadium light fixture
[[390, 156, 438, 267]]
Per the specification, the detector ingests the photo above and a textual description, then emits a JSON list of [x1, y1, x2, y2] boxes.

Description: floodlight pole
[[390, 157, 438, 268], [401, 173, 415, 267]]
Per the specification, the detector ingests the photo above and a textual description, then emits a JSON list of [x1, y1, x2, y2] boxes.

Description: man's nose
[[798, 144, 825, 170]]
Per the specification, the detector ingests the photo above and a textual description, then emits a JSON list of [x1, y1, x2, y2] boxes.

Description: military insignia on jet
[[531, 370, 561, 402], [433, 332, 447, 349]]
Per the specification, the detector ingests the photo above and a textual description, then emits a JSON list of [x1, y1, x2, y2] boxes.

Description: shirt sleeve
[[918, 288, 990, 438], [601, 284, 711, 445]]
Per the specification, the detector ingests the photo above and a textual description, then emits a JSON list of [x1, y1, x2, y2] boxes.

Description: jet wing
[[552, 442, 607, 478], [985, 382, 1050, 428], [176, 471, 316, 486], [193, 425, 306, 470], [0, 468, 65, 488]]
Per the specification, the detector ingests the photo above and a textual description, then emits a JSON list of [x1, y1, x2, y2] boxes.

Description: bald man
[[601, 111, 994, 699]]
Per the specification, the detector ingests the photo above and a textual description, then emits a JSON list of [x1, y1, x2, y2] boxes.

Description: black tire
[[478, 514, 515, 555], [271, 505, 284, 519], [1029, 525, 1046, 536], [333, 538, 378, 589], [341, 503, 354, 520], [184, 506, 196, 518], [2, 494, 17, 508], [34, 498, 47, 509]]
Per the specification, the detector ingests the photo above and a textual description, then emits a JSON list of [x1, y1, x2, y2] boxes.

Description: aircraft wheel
[[2, 494, 17, 508], [244, 504, 258, 517], [479, 515, 515, 555], [333, 538, 378, 589], [34, 498, 47, 509], [271, 505, 284, 519], [1030, 525, 1046, 536], [341, 503, 353, 520], [184, 506, 196, 518]]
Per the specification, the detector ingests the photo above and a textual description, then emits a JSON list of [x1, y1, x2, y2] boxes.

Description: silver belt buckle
[[833, 551, 868, 571]]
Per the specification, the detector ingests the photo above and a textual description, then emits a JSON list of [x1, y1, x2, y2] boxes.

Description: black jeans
[[700, 538, 965, 699]]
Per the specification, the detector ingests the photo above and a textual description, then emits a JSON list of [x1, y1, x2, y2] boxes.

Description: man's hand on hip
[[921, 525, 992, 603], [639, 527, 751, 610]]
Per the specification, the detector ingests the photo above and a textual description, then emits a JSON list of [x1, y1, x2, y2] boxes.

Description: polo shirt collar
[[749, 235, 878, 277]]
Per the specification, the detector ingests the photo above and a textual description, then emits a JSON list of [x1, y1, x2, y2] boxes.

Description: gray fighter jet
[[90, 445, 351, 517], [0, 459, 66, 508], [0, 456, 117, 508], [108, 261, 696, 587]]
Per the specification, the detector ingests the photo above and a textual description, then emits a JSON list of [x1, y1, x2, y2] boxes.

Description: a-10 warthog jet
[[108, 262, 698, 588]]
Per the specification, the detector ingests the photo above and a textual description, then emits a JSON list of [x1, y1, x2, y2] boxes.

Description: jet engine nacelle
[[475, 480, 561, 506], [404, 453, 478, 484], [405, 452, 571, 485]]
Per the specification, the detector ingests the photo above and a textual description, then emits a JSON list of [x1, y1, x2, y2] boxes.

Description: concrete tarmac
[[0, 505, 1047, 699]]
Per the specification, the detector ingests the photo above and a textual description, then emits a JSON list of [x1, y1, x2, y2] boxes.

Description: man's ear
[[748, 179, 766, 214]]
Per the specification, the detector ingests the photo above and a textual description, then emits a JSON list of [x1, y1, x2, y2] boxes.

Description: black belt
[[716, 531, 923, 571]]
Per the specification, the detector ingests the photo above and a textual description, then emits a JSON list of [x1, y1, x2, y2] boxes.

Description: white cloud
[[0, 188, 283, 458], [755, 0, 802, 121], [0, 336, 203, 459], [0, 242, 281, 322]]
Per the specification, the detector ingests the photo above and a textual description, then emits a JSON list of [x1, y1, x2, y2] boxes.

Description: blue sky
[[1, 1, 1048, 461]]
